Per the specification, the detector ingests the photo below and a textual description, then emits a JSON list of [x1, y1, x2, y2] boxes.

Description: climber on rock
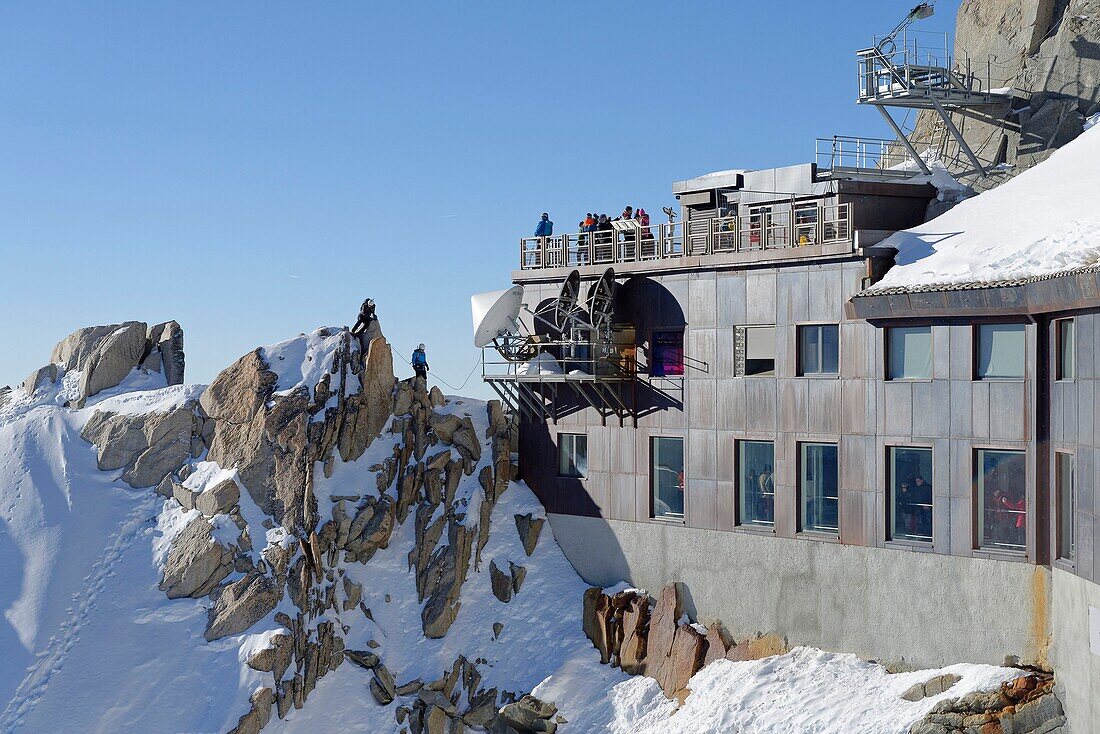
[[411, 343, 429, 381], [351, 298, 380, 351]]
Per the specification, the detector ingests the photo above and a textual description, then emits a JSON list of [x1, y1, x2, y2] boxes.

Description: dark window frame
[[973, 447, 1028, 555], [797, 323, 840, 377], [886, 445, 934, 545], [650, 436, 685, 521], [797, 441, 840, 537], [973, 322, 1027, 381], [735, 439, 776, 529], [885, 325, 933, 381], [557, 433, 588, 479], [1055, 318, 1076, 381], [1056, 450, 1075, 562]]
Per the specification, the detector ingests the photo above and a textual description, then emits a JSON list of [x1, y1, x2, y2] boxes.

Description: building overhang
[[847, 269, 1100, 321]]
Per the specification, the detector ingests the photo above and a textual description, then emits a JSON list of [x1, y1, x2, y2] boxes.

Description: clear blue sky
[[0, 1, 961, 398]]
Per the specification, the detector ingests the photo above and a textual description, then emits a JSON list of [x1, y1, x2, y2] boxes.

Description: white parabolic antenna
[[471, 286, 525, 348]]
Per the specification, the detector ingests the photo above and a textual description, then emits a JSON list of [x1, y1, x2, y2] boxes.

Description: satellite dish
[[471, 286, 524, 348], [587, 268, 616, 333], [554, 270, 581, 330]]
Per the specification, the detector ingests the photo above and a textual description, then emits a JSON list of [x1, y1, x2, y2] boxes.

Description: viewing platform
[[517, 200, 854, 279]]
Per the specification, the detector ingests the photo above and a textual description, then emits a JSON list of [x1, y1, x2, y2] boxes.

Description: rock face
[[904, 0, 1100, 196], [81, 404, 199, 489], [22, 320, 189, 407], [73, 318, 533, 733], [159, 516, 236, 599], [582, 582, 789, 700], [908, 670, 1066, 733], [205, 573, 282, 641]]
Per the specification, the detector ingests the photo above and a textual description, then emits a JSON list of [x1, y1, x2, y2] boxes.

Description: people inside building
[[411, 343, 429, 381]]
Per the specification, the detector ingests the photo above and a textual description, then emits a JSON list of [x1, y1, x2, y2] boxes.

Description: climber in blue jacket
[[534, 213, 553, 238], [411, 344, 429, 380]]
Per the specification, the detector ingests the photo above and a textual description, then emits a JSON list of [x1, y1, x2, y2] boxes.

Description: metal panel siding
[[971, 382, 990, 439], [912, 381, 951, 438], [744, 379, 778, 433], [716, 480, 736, 531], [689, 428, 717, 481], [717, 275, 748, 327], [687, 479, 718, 530], [989, 382, 1028, 441], [808, 266, 842, 322], [806, 379, 842, 435], [746, 273, 778, 325], [689, 276, 718, 328], [883, 382, 913, 436]]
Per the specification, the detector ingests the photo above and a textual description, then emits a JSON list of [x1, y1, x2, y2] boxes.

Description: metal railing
[[856, 30, 1004, 106], [519, 202, 851, 270], [481, 339, 637, 379], [816, 136, 917, 176]]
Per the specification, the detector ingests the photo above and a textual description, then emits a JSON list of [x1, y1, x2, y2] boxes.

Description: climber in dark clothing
[[351, 298, 376, 335], [411, 344, 429, 380]]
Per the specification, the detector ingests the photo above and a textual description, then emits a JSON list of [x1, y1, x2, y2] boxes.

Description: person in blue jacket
[[534, 212, 553, 238], [411, 344, 429, 380]]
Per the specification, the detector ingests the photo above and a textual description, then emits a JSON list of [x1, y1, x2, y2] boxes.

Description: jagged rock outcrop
[[205, 572, 282, 641], [81, 404, 200, 489], [72, 316, 537, 732], [20, 320, 188, 406], [583, 582, 790, 700], [0, 386, 11, 409], [906, 0, 1100, 195], [159, 516, 237, 599]]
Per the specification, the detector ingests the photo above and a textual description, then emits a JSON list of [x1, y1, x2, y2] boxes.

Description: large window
[[1057, 452, 1075, 561], [887, 326, 932, 380], [651, 437, 684, 519], [888, 447, 933, 543], [976, 449, 1027, 553], [738, 441, 775, 527], [741, 326, 776, 376], [1057, 319, 1076, 380], [975, 324, 1026, 379], [651, 331, 684, 377], [557, 434, 588, 478], [798, 324, 839, 376], [800, 442, 838, 535]]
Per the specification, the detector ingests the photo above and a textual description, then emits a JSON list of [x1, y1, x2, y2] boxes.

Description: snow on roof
[[861, 115, 1100, 296]]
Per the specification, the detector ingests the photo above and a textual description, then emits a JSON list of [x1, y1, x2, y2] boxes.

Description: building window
[[737, 326, 776, 376], [800, 442, 838, 535], [888, 447, 933, 543], [798, 324, 839, 376], [738, 441, 775, 527], [975, 324, 1026, 379], [794, 205, 818, 245], [651, 437, 684, 519], [651, 331, 684, 377], [1057, 319, 1075, 380], [557, 434, 588, 479], [886, 326, 932, 380], [976, 449, 1027, 553], [1057, 452, 1075, 561]]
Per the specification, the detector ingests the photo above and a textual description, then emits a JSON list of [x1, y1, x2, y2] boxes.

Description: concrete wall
[[1050, 567, 1100, 729], [549, 513, 1048, 670]]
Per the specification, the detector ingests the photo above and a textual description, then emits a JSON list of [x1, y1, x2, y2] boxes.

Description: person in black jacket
[[351, 298, 376, 335]]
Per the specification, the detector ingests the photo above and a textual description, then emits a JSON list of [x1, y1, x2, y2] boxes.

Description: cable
[[392, 341, 482, 392]]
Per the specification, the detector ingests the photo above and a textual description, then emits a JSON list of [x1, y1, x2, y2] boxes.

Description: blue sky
[[0, 1, 961, 398]]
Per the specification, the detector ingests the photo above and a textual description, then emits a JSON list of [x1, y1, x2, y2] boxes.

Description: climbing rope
[[392, 341, 482, 393]]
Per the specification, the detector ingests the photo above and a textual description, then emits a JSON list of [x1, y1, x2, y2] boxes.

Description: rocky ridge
[[54, 320, 562, 733]]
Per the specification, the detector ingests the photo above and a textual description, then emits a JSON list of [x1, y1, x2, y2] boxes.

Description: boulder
[[22, 364, 58, 395], [159, 516, 235, 599], [345, 650, 381, 670], [78, 321, 149, 404], [644, 584, 683, 693], [703, 624, 734, 667], [200, 349, 277, 425], [246, 634, 294, 681], [196, 477, 241, 516], [228, 687, 274, 734], [429, 386, 446, 407], [514, 514, 544, 557], [204, 572, 282, 641], [429, 413, 464, 444], [370, 664, 397, 705], [726, 632, 788, 662], [81, 406, 196, 489], [0, 386, 10, 409], [486, 400, 508, 438], [619, 593, 651, 675], [495, 695, 558, 733], [901, 673, 962, 702], [147, 320, 186, 386], [51, 324, 122, 370], [173, 482, 199, 510], [489, 560, 512, 603]]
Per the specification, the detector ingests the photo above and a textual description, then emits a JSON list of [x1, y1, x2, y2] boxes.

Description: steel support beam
[[929, 95, 987, 177], [875, 106, 932, 175]]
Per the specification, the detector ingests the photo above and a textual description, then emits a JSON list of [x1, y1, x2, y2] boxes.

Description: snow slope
[[865, 115, 1100, 294], [0, 333, 1023, 734]]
